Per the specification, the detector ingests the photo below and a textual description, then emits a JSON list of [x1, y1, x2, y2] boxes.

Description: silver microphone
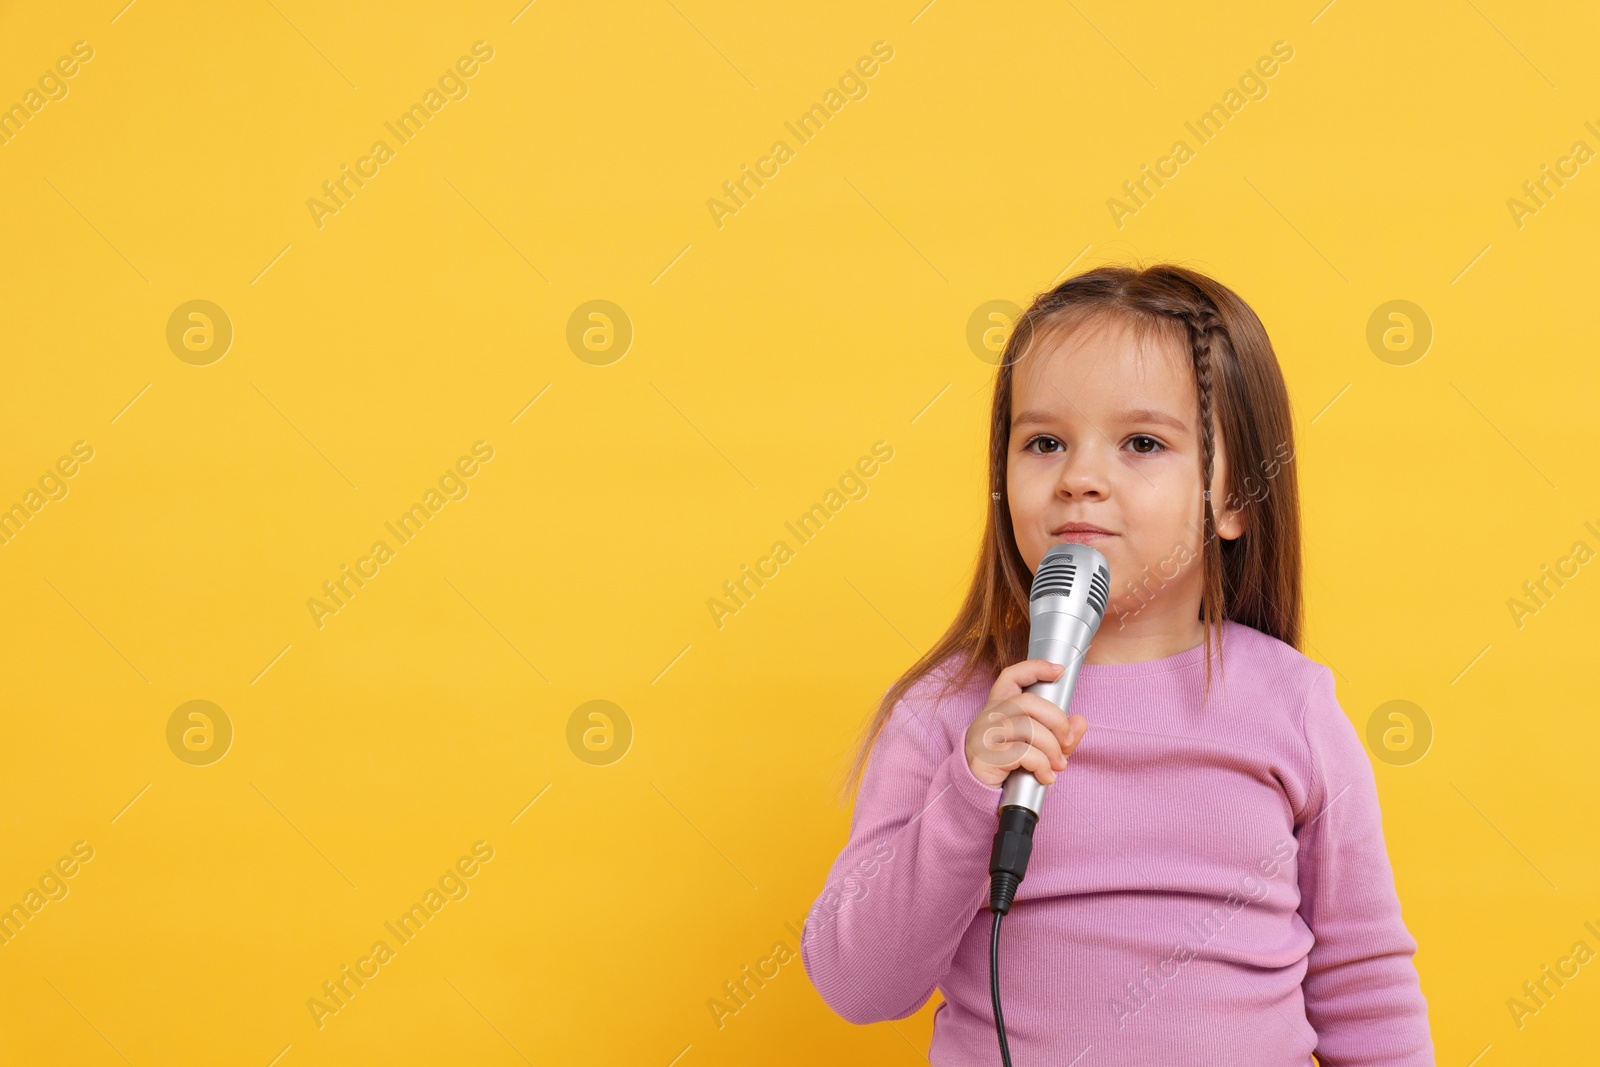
[[998, 541, 1110, 817]]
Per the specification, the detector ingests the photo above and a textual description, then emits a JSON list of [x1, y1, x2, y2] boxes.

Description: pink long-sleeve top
[[801, 619, 1434, 1065]]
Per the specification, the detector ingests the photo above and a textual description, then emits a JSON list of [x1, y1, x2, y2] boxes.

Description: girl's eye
[[1126, 434, 1165, 454], [1023, 434, 1062, 454]]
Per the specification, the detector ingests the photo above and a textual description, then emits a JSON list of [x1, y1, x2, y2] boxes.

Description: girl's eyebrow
[[1114, 407, 1190, 433], [1012, 407, 1189, 432], [1011, 409, 1057, 429]]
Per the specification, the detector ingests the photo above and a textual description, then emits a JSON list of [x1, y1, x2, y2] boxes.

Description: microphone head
[[1030, 541, 1111, 634]]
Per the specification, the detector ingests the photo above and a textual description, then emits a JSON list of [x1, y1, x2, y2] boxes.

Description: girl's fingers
[[992, 658, 1066, 698], [1064, 713, 1089, 756], [1014, 744, 1058, 784], [979, 711, 1066, 767], [969, 736, 1031, 781], [972, 713, 1062, 771], [974, 733, 1059, 783], [995, 693, 1084, 756]]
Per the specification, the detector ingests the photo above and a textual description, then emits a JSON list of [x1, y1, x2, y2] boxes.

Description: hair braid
[[1178, 302, 1230, 699], [1183, 306, 1222, 539]]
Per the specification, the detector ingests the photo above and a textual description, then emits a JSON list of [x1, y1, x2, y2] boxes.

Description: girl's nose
[[1056, 445, 1110, 498]]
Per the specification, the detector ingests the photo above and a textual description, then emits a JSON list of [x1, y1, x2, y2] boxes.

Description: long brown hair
[[837, 262, 1303, 801]]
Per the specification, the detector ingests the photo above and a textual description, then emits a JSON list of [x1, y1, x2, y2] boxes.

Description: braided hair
[[1177, 301, 1230, 698]]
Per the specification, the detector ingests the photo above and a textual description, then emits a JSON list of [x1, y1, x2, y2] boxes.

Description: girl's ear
[[1214, 491, 1248, 541]]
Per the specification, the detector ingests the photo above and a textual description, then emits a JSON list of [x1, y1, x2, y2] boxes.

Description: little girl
[[800, 264, 1434, 1065]]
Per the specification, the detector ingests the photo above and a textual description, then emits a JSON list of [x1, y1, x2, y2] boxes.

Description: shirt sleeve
[[799, 668, 1004, 1024], [1295, 665, 1436, 1066]]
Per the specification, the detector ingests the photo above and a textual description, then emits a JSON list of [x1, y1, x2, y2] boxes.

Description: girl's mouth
[[1054, 530, 1114, 543], [1051, 522, 1115, 542]]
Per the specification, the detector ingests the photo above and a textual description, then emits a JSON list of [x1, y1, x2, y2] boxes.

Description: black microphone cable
[[990, 910, 1011, 1067], [988, 805, 1037, 1067]]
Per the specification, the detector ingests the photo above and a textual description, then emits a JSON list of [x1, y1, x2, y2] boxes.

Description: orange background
[[0, 1, 1596, 1064]]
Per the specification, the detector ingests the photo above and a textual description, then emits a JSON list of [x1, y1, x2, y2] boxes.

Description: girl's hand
[[963, 659, 1089, 788]]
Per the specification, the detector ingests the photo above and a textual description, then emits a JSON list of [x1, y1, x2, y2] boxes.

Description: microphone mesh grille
[[1030, 552, 1111, 619], [1088, 564, 1109, 616], [1029, 555, 1076, 601]]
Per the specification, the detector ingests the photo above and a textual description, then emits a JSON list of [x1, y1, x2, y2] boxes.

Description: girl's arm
[[1296, 665, 1436, 1066], [800, 668, 1003, 1023]]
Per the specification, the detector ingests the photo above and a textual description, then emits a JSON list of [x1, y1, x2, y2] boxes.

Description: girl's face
[[1006, 316, 1245, 629]]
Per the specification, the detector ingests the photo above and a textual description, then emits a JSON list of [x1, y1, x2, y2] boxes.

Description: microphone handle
[[998, 634, 1088, 816]]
